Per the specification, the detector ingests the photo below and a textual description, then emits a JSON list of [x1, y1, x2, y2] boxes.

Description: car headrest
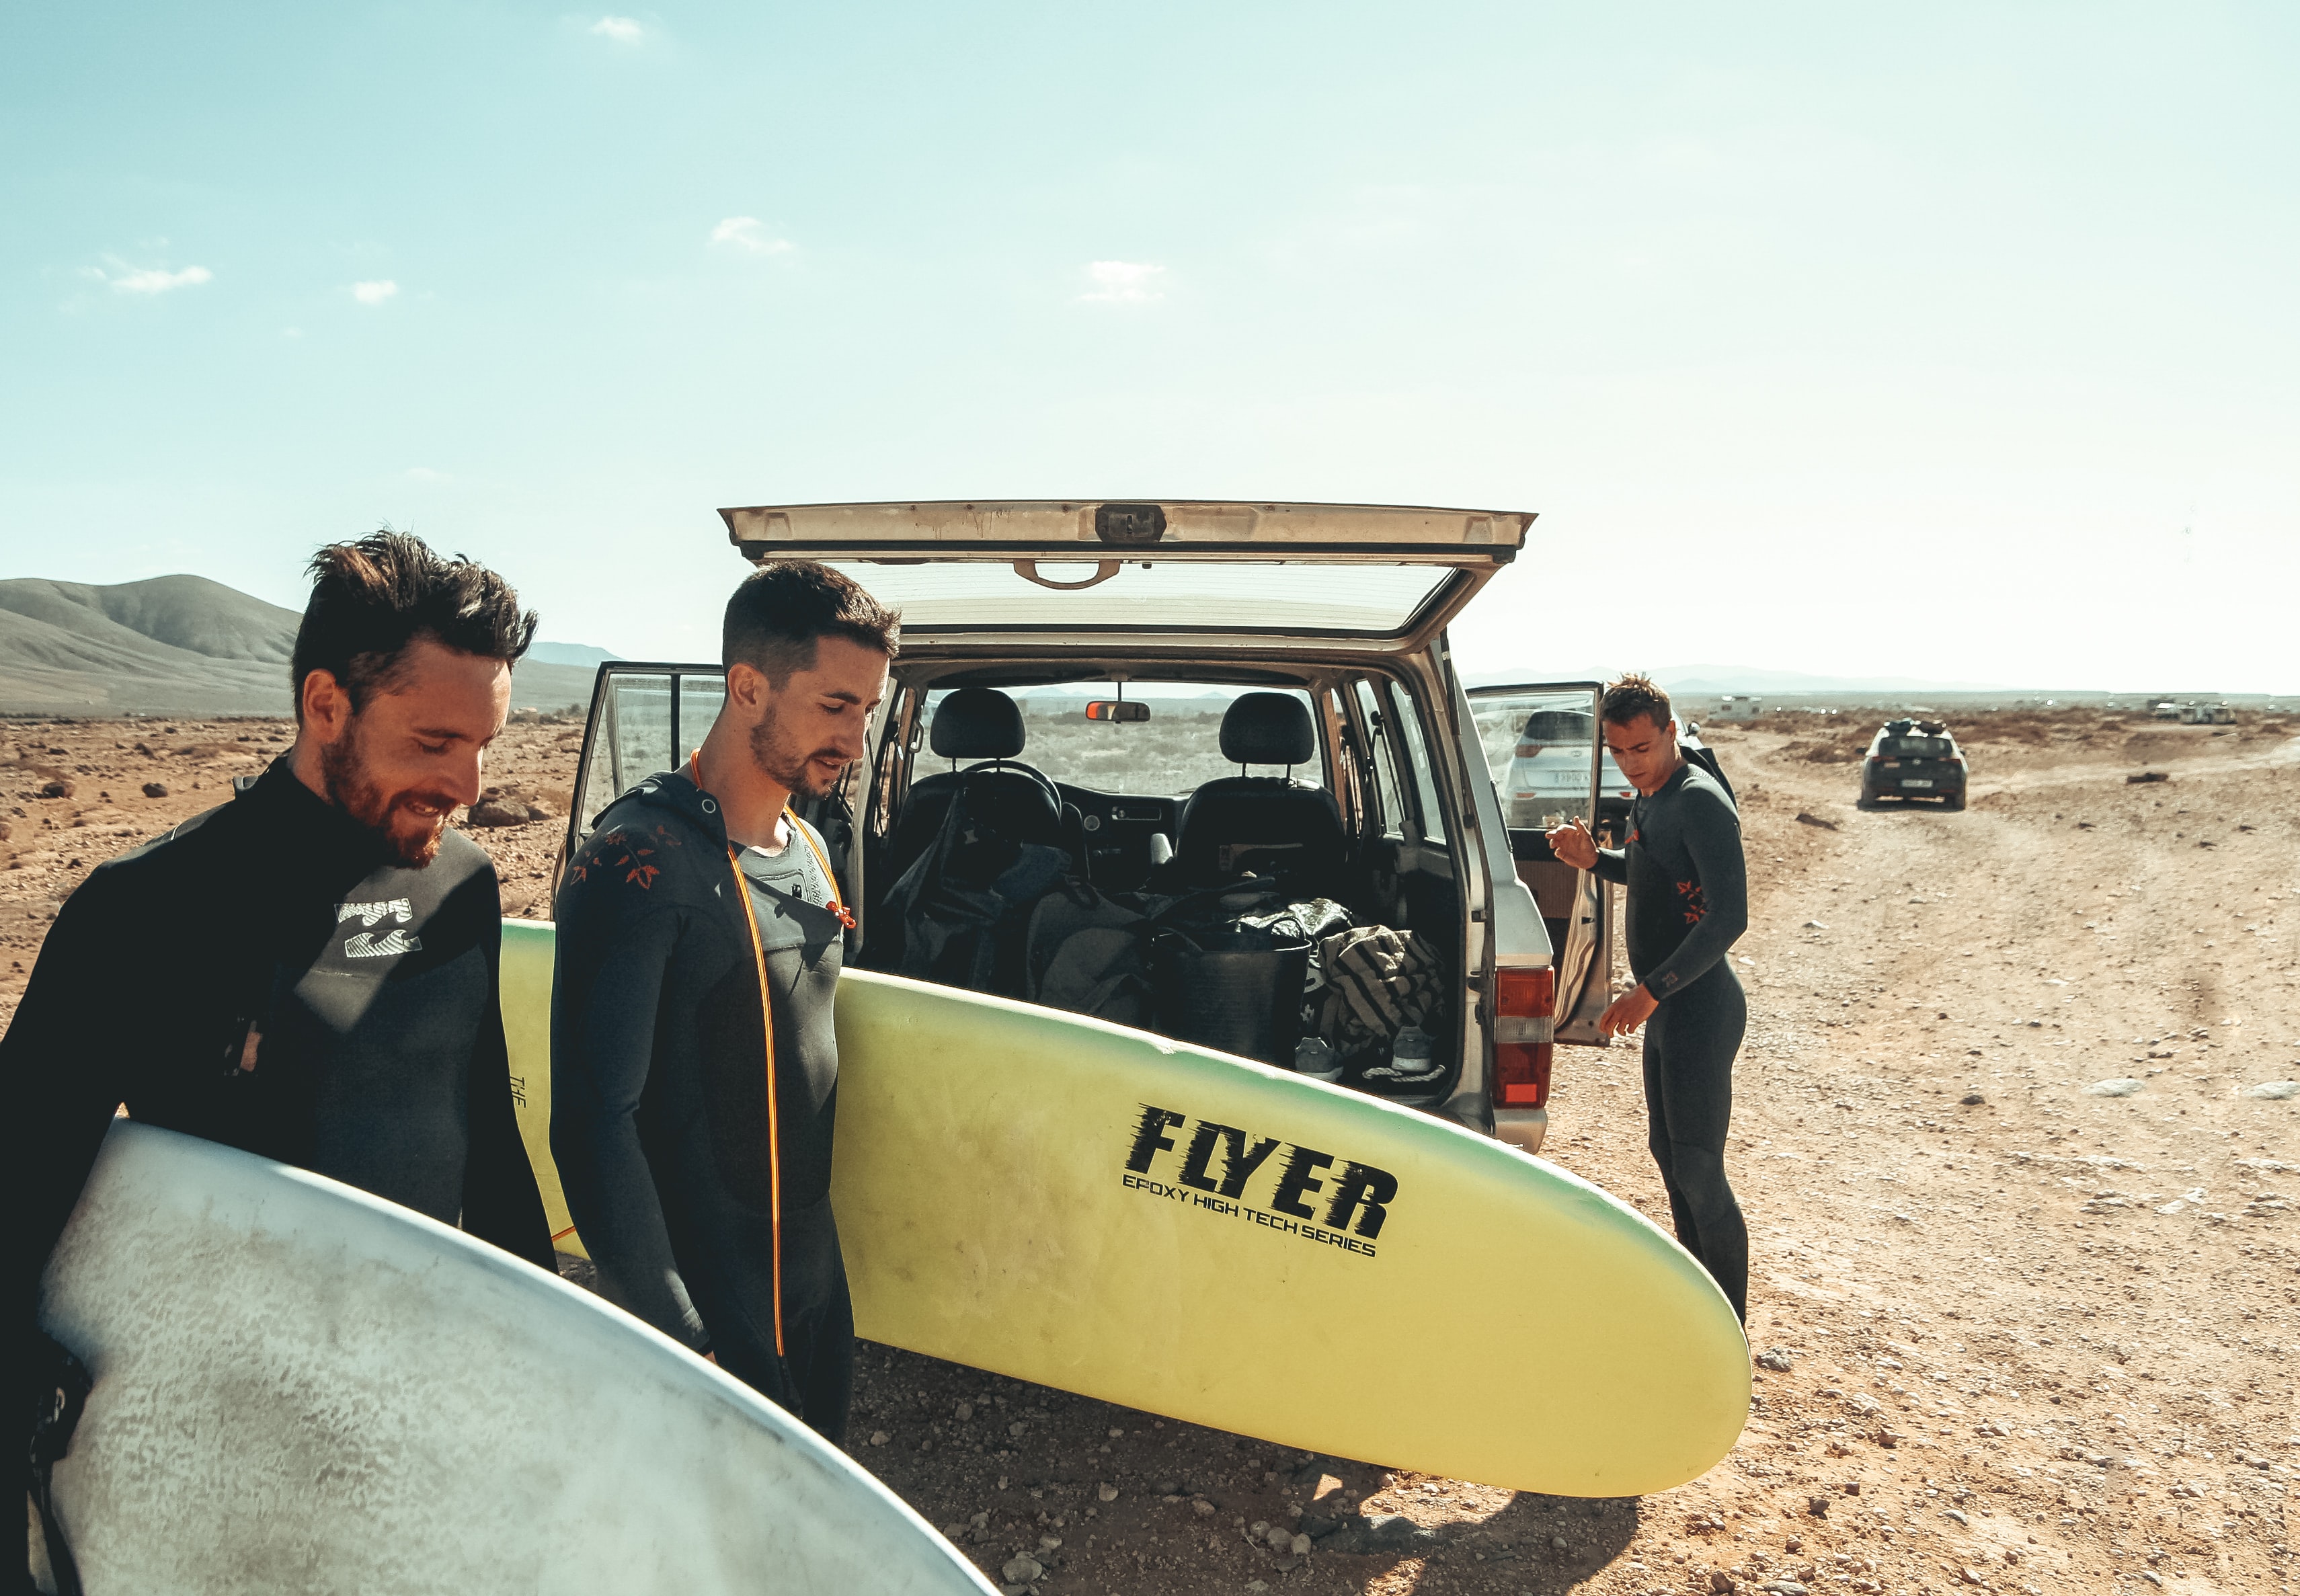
[[1219, 692, 1315, 766], [930, 687, 1025, 760]]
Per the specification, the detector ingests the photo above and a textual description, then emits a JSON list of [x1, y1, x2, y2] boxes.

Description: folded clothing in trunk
[[1316, 925, 1443, 1070]]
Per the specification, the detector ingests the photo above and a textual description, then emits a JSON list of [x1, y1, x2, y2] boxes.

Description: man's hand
[[1546, 816, 1599, 871], [1599, 983, 1658, 1039]]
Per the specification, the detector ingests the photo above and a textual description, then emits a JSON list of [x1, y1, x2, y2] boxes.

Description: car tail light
[[1492, 965, 1554, 1109], [1515, 742, 1545, 759], [1879, 758, 1901, 768]]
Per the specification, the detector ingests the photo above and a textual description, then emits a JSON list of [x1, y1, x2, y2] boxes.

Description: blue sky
[[3, 3, 2295, 690]]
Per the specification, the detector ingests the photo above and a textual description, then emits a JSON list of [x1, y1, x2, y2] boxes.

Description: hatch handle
[[1013, 560, 1124, 591]]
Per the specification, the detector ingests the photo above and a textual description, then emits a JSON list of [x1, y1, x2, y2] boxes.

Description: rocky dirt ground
[[5, 707, 2295, 1596]]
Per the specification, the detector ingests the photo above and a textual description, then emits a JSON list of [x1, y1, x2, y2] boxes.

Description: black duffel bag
[[1149, 923, 1312, 1068]]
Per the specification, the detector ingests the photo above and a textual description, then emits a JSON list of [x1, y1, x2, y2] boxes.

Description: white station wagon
[[554, 502, 1623, 1154]]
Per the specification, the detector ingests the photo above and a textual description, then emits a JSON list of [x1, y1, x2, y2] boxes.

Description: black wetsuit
[[550, 769, 852, 1441], [1593, 757, 1751, 1321], [7, 760, 555, 1382]]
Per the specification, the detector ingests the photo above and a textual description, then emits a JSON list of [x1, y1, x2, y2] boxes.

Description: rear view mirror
[[1085, 700, 1150, 723]]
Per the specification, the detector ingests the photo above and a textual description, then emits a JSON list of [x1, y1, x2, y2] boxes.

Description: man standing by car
[[1548, 674, 1749, 1323], [551, 562, 895, 1441], [11, 534, 557, 1525]]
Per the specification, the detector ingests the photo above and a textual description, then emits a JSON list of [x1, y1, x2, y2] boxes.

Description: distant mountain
[[1653, 664, 2013, 695], [0, 576, 299, 715], [524, 641, 620, 668], [1463, 662, 2016, 696], [0, 573, 606, 717]]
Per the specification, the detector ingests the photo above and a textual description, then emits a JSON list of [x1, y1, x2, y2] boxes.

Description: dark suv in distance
[[1857, 718, 1967, 810]]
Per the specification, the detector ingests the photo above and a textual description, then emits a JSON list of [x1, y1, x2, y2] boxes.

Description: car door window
[[573, 668, 731, 837], [1469, 686, 1603, 832], [1353, 679, 1407, 840], [1381, 680, 1448, 847], [576, 672, 674, 832], [1320, 688, 1363, 838], [678, 674, 725, 762]]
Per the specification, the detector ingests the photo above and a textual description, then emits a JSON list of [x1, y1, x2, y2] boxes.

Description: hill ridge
[[0, 573, 603, 717]]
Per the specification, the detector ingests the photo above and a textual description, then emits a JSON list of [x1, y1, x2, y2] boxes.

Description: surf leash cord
[[25, 1328, 90, 1596], [722, 849, 788, 1360]]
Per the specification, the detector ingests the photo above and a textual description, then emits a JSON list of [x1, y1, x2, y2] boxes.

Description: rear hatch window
[[837, 561, 1448, 636], [719, 500, 1530, 647], [1883, 736, 1954, 758]]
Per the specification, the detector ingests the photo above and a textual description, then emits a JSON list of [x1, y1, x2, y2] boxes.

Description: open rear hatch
[[718, 500, 1530, 653]]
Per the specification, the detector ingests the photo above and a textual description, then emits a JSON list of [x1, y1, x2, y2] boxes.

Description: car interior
[[850, 664, 1466, 1099]]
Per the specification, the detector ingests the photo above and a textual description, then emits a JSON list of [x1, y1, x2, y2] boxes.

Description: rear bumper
[[1494, 1105, 1548, 1156], [1862, 774, 1967, 799]]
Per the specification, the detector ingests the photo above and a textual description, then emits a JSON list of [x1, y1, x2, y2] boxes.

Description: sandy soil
[[6, 709, 2295, 1596]]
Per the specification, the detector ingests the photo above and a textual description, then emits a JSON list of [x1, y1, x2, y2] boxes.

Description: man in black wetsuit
[[10, 534, 556, 1531], [1549, 674, 1749, 1322], [551, 561, 895, 1442]]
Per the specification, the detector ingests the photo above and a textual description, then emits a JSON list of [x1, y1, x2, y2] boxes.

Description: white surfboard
[[36, 1120, 996, 1595]]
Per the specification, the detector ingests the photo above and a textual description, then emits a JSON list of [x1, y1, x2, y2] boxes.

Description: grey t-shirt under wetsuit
[[1591, 759, 1749, 999], [731, 836, 845, 1207]]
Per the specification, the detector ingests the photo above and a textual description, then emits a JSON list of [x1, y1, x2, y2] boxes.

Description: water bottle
[[1293, 1036, 1341, 1081], [1388, 1025, 1434, 1078]]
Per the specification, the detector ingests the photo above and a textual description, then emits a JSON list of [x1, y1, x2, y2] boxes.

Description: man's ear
[[299, 670, 354, 744], [725, 662, 768, 714]]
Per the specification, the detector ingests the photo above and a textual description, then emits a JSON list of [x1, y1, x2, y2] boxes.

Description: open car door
[[1466, 682, 1616, 1046]]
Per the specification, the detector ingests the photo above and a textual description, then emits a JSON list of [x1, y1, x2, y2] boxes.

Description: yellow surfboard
[[500, 918, 1748, 1497]]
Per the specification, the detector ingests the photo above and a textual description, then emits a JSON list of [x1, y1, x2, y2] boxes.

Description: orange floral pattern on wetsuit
[[1678, 878, 1707, 925], [569, 830, 662, 891]]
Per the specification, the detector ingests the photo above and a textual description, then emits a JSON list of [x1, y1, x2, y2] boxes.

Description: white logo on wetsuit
[[337, 898, 413, 926], [344, 928, 424, 959]]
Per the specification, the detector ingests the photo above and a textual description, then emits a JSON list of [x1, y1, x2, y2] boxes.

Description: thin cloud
[[83, 260, 213, 295], [590, 16, 644, 43], [711, 216, 794, 255], [405, 467, 449, 482], [352, 280, 399, 305], [1078, 260, 1166, 303]]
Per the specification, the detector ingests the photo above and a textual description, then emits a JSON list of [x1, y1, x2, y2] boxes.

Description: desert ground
[[5, 707, 2295, 1596]]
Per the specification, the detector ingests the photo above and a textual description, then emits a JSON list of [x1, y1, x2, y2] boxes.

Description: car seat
[[1171, 692, 1346, 894], [886, 688, 1083, 883]]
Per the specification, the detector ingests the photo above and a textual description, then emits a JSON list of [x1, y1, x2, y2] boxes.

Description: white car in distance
[[1492, 705, 1634, 831]]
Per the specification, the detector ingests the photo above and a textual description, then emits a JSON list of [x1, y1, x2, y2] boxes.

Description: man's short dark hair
[[291, 532, 539, 719], [1600, 672, 1673, 732], [723, 561, 900, 683]]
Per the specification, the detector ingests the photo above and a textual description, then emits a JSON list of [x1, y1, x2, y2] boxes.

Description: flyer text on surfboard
[[1123, 1103, 1393, 1258]]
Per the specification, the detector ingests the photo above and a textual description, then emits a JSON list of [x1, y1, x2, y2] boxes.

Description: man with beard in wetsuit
[[10, 534, 556, 1556], [1548, 674, 1750, 1323], [551, 561, 894, 1443]]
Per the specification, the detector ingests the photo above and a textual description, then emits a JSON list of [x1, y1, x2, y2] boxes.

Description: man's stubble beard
[[319, 717, 455, 868], [748, 711, 846, 801]]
